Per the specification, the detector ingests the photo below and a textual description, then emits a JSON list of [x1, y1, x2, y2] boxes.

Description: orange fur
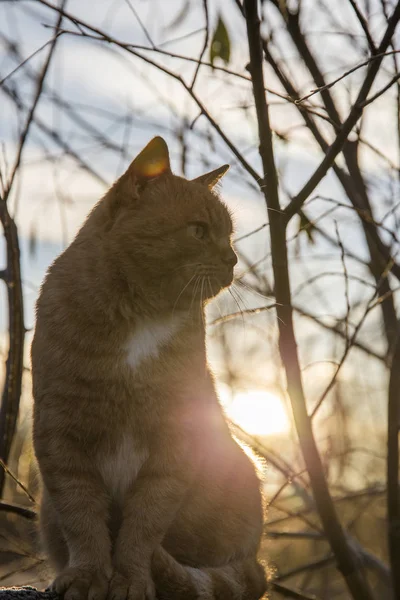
[[32, 137, 266, 600]]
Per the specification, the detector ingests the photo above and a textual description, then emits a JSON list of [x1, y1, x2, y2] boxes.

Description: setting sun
[[220, 388, 291, 436]]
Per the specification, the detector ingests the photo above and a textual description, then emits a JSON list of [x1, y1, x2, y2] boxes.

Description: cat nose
[[222, 250, 238, 268]]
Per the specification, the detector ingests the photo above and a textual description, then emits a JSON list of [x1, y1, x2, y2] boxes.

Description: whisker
[[231, 283, 249, 312], [200, 276, 206, 330], [234, 278, 274, 301], [228, 287, 245, 328], [207, 276, 223, 321], [190, 275, 201, 321], [172, 272, 197, 317]]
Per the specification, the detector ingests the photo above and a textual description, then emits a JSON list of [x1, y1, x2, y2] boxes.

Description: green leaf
[[210, 16, 231, 67], [298, 210, 315, 244]]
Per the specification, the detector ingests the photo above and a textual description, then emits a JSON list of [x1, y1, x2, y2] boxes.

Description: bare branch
[[0, 5, 67, 495], [0, 197, 24, 496], [190, 0, 209, 90], [276, 555, 335, 582], [244, 1, 377, 598], [284, 3, 400, 221], [0, 458, 35, 503], [310, 283, 388, 419], [335, 222, 351, 344], [0, 32, 62, 87], [359, 69, 400, 108], [3, 0, 66, 201], [123, 0, 155, 49], [387, 330, 400, 597], [271, 582, 321, 600], [0, 500, 36, 520], [296, 50, 400, 105], [209, 303, 278, 326], [36, 0, 262, 182], [1, 82, 108, 186], [348, 0, 377, 53]]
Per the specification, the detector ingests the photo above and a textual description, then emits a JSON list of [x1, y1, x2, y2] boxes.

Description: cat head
[[97, 137, 237, 313]]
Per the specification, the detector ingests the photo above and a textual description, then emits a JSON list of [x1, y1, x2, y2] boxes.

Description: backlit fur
[[32, 139, 266, 600]]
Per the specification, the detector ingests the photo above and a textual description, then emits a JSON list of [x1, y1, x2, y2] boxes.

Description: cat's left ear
[[127, 136, 171, 191], [192, 164, 229, 189]]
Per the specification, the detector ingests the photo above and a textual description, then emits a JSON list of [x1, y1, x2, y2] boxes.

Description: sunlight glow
[[224, 389, 290, 436]]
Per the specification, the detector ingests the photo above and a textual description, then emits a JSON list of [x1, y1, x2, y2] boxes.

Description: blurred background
[[1, 0, 400, 598]]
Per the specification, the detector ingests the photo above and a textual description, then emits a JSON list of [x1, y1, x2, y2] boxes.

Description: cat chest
[[97, 436, 148, 499], [124, 315, 184, 371]]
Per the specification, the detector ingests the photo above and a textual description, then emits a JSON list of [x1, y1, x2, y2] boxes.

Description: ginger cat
[[31, 137, 266, 600]]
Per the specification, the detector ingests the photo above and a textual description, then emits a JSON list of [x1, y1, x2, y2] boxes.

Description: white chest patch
[[98, 435, 148, 499], [125, 315, 184, 370]]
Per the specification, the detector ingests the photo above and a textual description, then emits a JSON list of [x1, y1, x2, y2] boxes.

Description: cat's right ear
[[126, 136, 171, 197]]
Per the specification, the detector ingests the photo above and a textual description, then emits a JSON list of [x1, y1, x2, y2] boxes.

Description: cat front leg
[[110, 461, 190, 600], [38, 446, 113, 600]]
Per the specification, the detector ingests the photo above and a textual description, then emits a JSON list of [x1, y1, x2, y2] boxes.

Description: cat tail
[[152, 546, 267, 600]]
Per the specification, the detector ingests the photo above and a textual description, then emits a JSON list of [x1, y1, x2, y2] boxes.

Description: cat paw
[[51, 567, 110, 600], [108, 571, 155, 600]]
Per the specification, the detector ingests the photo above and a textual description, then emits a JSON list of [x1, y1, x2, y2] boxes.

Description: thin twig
[[284, 4, 400, 221], [348, 0, 377, 53], [295, 50, 400, 104], [3, 0, 66, 201], [0, 559, 44, 584], [243, 1, 377, 598], [234, 222, 269, 243], [276, 555, 334, 582], [0, 32, 62, 87], [335, 222, 351, 345], [0, 2, 66, 495], [271, 581, 320, 600], [209, 303, 278, 326], [123, 0, 155, 48], [359, 68, 400, 108], [190, 0, 209, 89], [0, 458, 35, 503], [36, 0, 262, 182], [310, 284, 385, 419], [1, 82, 108, 186], [0, 500, 36, 520], [267, 530, 323, 540], [259, 13, 400, 312], [0, 195, 24, 496], [230, 422, 311, 504], [387, 329, 400, 597]]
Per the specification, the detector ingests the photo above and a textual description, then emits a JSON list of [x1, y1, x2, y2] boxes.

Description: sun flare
[[221, 388, 290, 436]]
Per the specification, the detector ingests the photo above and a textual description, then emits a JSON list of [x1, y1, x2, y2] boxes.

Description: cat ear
[[127, 136, 171, 188], [192, 164, 229, 189]]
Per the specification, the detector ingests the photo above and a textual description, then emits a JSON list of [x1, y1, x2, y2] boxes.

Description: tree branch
[[3, 0, 65, 202], [0, 198, 24, 496], [387, 330, 400, 598], [243, 1, 377, 598], [348, 0, 377, 53], [283, 2, 400, 221], [0, 0, 66, 496], [0, 501, 36, 520], [295, 51, 400, 105], [35, 0, 262, 183]]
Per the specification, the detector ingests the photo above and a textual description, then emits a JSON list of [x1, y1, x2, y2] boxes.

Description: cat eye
[[188, 222, 209, 240]]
